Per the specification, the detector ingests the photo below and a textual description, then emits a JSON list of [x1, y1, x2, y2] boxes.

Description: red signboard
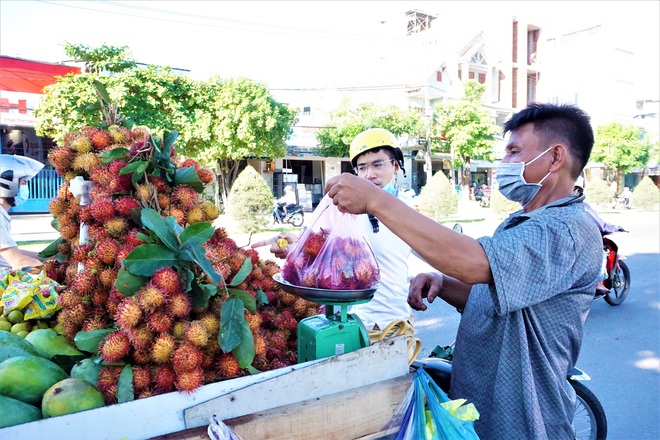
[[0, 56, 80, 94]]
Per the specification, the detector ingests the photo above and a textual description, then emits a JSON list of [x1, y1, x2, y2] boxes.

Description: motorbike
[[272, 202, 304, 227], [596, 228, 631, 306], [412, 345, 608, 440], [479, 186, 491, 208]]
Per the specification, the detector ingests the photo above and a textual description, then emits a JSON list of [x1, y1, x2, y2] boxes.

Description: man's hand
[[324, 173, 384, 215], [408, 272, 444, 311], [251, 232, 298, 259]]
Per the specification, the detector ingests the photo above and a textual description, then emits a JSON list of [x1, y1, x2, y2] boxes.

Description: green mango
[[0, 330, 49, 363], [42, 378, 105, 418], [70, 357, 104, 386], [24, 329, 84, 357], [0, 394, 42, 428], [0, 356, 68, 405]]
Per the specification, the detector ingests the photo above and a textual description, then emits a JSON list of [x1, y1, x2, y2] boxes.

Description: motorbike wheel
[[290, 212, 304, 227], [604, 260, 631, 306], [570, 380, 608, 440]]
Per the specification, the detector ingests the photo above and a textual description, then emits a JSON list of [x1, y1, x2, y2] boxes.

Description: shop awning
[[0, 56, 80, 94]]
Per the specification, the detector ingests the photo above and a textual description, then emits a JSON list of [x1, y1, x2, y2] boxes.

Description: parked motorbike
[[596, 228, 630, 306], [272, 202, 304, 227], [412, 346, 607, 440], [479, 186, 491, 208]]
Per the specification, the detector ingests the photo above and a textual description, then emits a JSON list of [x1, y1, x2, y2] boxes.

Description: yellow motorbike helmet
[[349, 128, 406, 176]]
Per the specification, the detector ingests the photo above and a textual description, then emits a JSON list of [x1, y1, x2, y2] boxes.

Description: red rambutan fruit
[[198, 313, 220, 336], [132, 347, 152, 365], [153, 365, 176, 393], [127, 325, 153, 350], [105, 217, 128, 238], [216, 353, 242, 378], [58, 290, 84, 308], [95, 240, 119, 265], [175, 367, 204, 393], [99, 331, 131, 363], [114, 196, 141, 217], [186, 206, 204, 225], [115, 298, 143, 329], [97, 365, 122, 394], [71, 269, 97, 295], [90, 129, 112, 150], [48, 196, 70, 216], [81, 315, 108, 332], [99, 267, 118, 287], [147, 310, 174, 334], [48, 146, 75, 174], [136, 283, 167, 312], [171, 342, 205, 373], [197, 168, 214, 184], [171, 185, 199, 210], [172, 321, 189, 340], [157, 193, 170, 209], [90, 196, 116, 223], [168, 292, 192, 319], [71, 243, 93, 263], [72, 152, 99, 173], [151, 267, 182, 295], [131, 366, 151, 392], [184, 321, 209, 348], [91, 288, 110, 307], [89, 165, 113, 187]]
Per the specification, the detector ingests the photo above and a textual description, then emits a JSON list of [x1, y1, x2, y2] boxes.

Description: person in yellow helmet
[[253, 128, 418, 343]]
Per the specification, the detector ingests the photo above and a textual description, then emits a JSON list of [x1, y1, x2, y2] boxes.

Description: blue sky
[[1, 1, 658, 98]]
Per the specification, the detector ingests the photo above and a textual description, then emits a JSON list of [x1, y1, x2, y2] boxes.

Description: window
[[436, 70, 443, 82], [527, 29, 539, 65], [512, 21, 518, 63], [527, 73, 538, 104], [303, 106, 311, 116]]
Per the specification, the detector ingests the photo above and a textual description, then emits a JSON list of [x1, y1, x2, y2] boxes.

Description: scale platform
[[273, 274, 377, 362]]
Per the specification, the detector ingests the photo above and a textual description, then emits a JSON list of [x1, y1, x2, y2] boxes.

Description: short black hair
[[503, 103, 594, 178]]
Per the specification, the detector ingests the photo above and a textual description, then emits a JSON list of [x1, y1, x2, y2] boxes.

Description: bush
[[227, 165, 274, 234], [632, 176, 660, 211], [417, 171, 458, 221], [490, 187, 520, 218], [585, 178, 615, 209]]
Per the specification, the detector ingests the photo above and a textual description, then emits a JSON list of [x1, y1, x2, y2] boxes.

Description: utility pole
[[424, 86, 433, 184]]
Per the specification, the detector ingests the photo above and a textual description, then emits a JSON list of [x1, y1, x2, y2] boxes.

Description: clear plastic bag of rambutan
[[281, 194, 379, 290]]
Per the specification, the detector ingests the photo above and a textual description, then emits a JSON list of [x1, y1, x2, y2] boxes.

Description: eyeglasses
[[353, 159, 395, 175]]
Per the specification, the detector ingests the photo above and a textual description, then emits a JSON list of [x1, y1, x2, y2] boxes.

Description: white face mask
[[381, 175, 398, 196], [14, 184, 29, 206], [495, 146, 553, 206]]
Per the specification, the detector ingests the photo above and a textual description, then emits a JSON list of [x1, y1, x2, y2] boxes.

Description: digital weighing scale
[[273, 274, 376, 362]]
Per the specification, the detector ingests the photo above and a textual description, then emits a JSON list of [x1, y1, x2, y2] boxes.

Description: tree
[[631, 176, 660, 211], [432, 80, 498, 196], [591, 122, 651, 193], [35, 50, 202, 144], [64, 43, 137, 74], [416, 171, 458, 220], [227, 165, 274, 233], [182, 77, 298, 208], [316, 99, 424, 158]]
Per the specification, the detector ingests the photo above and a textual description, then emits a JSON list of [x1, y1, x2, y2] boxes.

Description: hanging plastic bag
[[207, 415, 243, 440], [382, 368, 480, 440], [281, 194, 379, 290]]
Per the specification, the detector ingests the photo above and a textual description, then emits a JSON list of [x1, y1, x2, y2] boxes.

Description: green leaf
[[119, 160, 146, 176], [38, 237, 64, 259], [231, 320, 255, 369], [247, 365, 262, 375], [99, 147, 130, 165], [123, 245, 178, 276], [164, 216, 184, 235], [179, 266, 195, 292], [191, 282, 218, 309], [93, 80, 111, 104], [114, 268, 148, 296], [228, 288, 256, 313], [74, 329, 115, 353], [219, 298, 245, 352], [256, 289, 269, 307], [174, 166, 204, 193], [50, 217, 60, 232], [179, 222, 214, 247], [135, 232, 153, 244], [186, 243, 221, 285], [117, 365, 135, 403], [140, 209, 180, 251], [163, 130, 179, 151], [229, 258, 253, 286]]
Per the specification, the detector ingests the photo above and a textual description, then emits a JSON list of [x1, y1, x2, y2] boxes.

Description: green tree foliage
[[183, 77, 298, 207], [316, 99, 424, 157], [490, 187, 521, 218], [64, 43, 136, 73], [433, 81, 498, 191], [416, 171, 458, 220], [227, 165, 274, 234], [585, 178, 615, 209], [631, 176, 660, 211], [592, 122, 651, 193]]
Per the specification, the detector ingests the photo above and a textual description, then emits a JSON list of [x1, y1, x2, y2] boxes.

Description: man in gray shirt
[[325, 103, 602, 438]]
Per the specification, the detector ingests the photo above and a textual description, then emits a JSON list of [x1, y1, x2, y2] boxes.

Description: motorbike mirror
[[452, 223, 463, 234]]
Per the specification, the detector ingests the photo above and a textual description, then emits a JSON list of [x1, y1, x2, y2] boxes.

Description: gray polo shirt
[[452, 196, 602, 439]]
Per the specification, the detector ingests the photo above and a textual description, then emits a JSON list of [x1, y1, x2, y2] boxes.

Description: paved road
[[408, 210, 660, 440]]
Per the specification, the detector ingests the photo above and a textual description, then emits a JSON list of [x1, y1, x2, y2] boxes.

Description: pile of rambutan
[[42, 125, 318, 403]]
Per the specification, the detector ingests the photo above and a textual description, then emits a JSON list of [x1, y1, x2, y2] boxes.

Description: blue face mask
[[496, 146, 553, 206], [382, 177, 398, 196], [14, 184, 29, 206]]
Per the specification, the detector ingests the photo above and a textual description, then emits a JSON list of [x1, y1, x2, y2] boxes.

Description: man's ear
[[549, 144, 570, 173]]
